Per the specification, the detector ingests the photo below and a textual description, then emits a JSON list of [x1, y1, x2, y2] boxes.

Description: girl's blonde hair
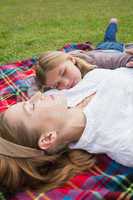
[[34, 51, 95, 89], [0, 112, 95, 193]]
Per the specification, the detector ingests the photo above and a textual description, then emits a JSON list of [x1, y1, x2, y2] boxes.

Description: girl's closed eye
[[60, 68, 66, 77]]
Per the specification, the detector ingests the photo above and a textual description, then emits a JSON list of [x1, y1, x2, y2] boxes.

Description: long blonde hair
[[34, 51, 95, 89], [0, 112, 95, 193]]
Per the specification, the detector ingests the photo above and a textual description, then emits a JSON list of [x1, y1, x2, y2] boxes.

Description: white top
[[45, 68, 133, 167]]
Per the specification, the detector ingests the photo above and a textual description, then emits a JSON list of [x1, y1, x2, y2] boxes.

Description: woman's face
[[5, 92, 68, 133], [45, 59, 82, 90]]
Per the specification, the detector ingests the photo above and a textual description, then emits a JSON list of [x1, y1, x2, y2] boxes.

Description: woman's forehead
[[4, 102, 25, 124]]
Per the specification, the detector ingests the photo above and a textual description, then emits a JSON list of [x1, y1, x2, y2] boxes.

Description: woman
[[1, 66, 133, 193], [0, 93, 95, 193]]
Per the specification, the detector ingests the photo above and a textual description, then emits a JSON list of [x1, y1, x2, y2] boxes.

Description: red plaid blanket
[[0, 58, 36, 112]]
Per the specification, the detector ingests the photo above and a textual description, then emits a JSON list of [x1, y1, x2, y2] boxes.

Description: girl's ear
[[38, 131, 57, 150], [69, 56, 76, 64]]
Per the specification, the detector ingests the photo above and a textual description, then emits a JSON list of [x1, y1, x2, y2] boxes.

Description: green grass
[[0, 0, 133, 63]]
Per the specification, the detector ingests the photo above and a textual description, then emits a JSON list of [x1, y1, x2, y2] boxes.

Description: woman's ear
[[38, 131, 57, 150]]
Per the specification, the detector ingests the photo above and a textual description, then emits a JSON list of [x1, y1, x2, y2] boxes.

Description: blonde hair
[[34, 51, 95, 89], [0, 112, 95, 193]]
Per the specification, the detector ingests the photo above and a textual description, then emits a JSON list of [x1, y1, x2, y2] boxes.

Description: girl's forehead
[[50, 60, 66, 70], [46, 64, 62, 78]]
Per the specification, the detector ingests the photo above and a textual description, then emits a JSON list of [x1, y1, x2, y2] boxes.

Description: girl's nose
[[58, 78, 70, 89]]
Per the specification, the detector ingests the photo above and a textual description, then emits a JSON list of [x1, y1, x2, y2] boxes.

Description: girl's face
[[5, 92, 68, 133], [45, 59, 82, 90]]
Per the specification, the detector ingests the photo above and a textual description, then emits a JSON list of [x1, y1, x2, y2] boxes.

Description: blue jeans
[[96, 23, 124, 52]]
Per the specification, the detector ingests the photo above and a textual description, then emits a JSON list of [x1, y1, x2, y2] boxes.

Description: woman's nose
[[29, 91, 42, 102]]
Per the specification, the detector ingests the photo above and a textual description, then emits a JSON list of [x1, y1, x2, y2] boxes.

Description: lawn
[[0, 0, 133, 63]]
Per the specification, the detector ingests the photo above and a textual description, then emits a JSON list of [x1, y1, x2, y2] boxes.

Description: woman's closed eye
[[23, 101, 35, 115], [32, 103, 35, 110]]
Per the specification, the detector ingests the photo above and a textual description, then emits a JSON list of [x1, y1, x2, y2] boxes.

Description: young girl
[[1, 66, 133, 193], [34, 50, 95, 90], [34, 49, 133, 90]]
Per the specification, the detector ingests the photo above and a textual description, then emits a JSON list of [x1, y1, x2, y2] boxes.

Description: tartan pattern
[[0, 58, 36, 112], [59, 41, 95, 52], [10, 155, 133, 200]]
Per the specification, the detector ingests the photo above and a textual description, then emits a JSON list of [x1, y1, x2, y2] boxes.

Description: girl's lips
[[66, 79, 79, 89], [66, 81, 74, 89], [67, 80, 75, 89]]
